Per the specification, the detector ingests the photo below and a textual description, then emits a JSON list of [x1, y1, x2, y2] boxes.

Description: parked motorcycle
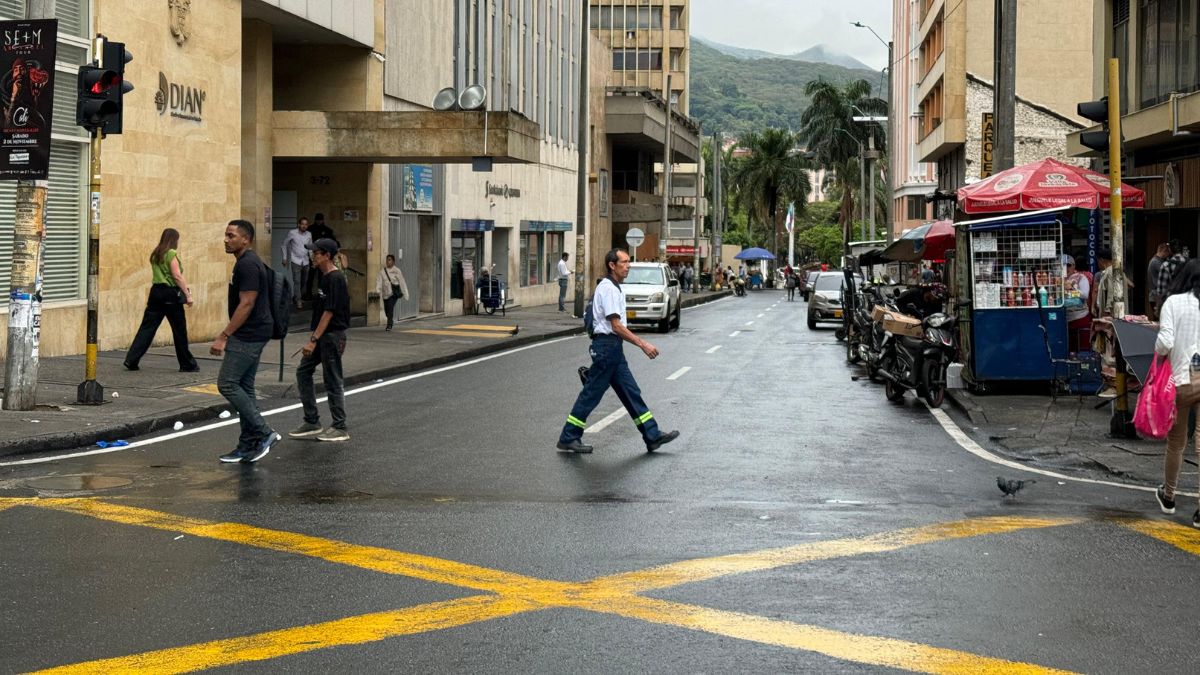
[[877, 309, 957, 408], [848, 283, 890, 381], [733, 277, 747, 297]]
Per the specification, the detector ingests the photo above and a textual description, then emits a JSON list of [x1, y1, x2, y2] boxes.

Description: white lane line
[[757, 313, 765, 318], [766, 307, 773, 312], [729, 331, 741, 338], [666, 366, 692, 381], [706, 345, 722, 354], [928, 404, 1199, 498], [0, 336, 580, 467], [745, 321, 755, 326], [584, 408, 626, 435]]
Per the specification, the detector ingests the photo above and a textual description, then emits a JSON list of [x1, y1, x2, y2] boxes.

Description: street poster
[[0, 19, 57, 180], [403, 164, 434, 211]]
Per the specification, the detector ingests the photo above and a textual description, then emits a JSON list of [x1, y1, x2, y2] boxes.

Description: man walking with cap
[[557, 248, 679, 454], [289, 238, 352, 442]]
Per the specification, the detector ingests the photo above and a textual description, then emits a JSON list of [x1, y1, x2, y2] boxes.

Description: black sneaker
[[1156, 484, 1176, 515], [123, 360, 139, 371], [218, 449, 247, 463], [646, 430, 680, 452], [1193, 510, 1200, 529], [243, 431, 280, 463]]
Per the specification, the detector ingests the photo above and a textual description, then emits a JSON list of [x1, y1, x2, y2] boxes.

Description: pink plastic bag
[[1134, 354, 1177, 440]]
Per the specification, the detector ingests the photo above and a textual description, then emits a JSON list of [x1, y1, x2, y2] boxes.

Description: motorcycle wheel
[[846, 336, 861, 364], [923, 361, 946, 408], [884, 376, 906, 402], [835, 327, 846, 342]]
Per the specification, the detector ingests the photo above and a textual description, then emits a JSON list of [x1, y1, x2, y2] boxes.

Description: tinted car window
[[813, 273, 862, 292], [626, 267, 666, 285]]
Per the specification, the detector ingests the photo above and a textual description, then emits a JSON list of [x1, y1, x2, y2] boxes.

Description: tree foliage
[[727, 128, 810, 258]]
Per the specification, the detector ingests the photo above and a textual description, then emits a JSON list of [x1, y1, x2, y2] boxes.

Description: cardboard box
[[873, 307, 924, 338]]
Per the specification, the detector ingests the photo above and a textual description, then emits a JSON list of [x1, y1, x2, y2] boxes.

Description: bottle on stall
[[1005, 287, 1015, 307], [1038, 286, 1048, 306], [1022, 288, 1031, 306]]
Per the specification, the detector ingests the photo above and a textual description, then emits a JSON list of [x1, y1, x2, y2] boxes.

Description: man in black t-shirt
[[211, 219, 279, 464], [289, 238, 352, 442]]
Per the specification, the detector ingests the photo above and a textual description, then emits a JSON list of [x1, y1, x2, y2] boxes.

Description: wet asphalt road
[[2, 290, 1199, 673]]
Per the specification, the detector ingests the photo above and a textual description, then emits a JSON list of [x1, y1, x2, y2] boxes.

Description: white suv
[[623, 262, 681, 333]]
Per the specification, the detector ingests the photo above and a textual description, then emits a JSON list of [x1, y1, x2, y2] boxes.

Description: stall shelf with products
[[963, 208, 1072, 383]]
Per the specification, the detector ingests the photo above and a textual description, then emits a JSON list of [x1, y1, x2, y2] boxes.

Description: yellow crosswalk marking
[[183, 383, 221, 396], [446, 324, 518, 332], [0, 497, 36, 512], [31, 595, 538, 675], [401, 329, 509, 339], [1115, 517, 1200, 556]]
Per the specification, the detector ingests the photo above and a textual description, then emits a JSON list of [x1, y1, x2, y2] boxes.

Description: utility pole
[[993, 0, 1016, 172], [885, 40, 895, 244], [712, 132, 722, 285], [3, 0, 55, 411], [1103, 58, 1133, 436], [572, 0, 588, 318], [692, 124, 702, 293], [858, 141, 866, 240], [866, 132, 879, 242], [660, 74, 672, 263]]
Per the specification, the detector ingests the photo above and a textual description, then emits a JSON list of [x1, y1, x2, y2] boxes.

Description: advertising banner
[[0, 19, 57, 180], [403, 164, 434, 211]]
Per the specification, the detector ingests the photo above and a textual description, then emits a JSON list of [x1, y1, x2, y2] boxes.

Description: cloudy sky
[[690, 0, 893, 70]]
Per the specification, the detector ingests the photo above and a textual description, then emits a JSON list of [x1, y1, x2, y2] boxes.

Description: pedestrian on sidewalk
[[124, 227, 199, 372], [290, 238, 352, 443], [682, 263, 694, 292], [1153, 259, 1200, 528], [375, 253, 409, 331], [1148, 242, 1170, 320], [1155, 239, 1189, 316], [557, 252, 572, 312], [282, 216, 312, 310], [211, 219, 280, 464], [556, 248, 680, 454]]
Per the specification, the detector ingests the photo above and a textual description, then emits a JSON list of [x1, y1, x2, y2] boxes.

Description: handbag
[[1133, 353, 1177, 440]]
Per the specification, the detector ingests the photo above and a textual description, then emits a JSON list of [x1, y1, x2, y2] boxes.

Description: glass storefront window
[[450, 233, 483, 299], [520, 233, 544, 286], [545, 232, 564, 283]]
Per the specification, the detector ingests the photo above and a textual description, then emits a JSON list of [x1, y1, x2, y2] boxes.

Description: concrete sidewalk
[[0, 291, 729, 457], [946, 387, 1193, 489]]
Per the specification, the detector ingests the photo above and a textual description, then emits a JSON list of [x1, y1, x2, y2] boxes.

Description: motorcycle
[[732, 277, 747, 297], [877, 308, 957, 408], [848, 283, 890, 381]]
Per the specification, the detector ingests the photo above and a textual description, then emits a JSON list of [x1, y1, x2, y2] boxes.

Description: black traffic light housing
[[74, 37, 133, 134], [1077, 97, 1110, 152]]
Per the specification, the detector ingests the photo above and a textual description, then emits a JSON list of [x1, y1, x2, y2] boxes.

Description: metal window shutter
[[0, 1, 87, 38], [0, 0, 23, 19]]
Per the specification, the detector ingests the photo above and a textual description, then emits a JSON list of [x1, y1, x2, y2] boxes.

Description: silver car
[[807, 271, 861, 329], [623, 262, 682, 333]]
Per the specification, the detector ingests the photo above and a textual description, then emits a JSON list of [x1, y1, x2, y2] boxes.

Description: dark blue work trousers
[[559, 334, 662, 445]]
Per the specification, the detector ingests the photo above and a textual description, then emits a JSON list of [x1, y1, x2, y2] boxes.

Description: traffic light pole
[[1104, 57, 1134, 438], [77, 128, 104, 404]]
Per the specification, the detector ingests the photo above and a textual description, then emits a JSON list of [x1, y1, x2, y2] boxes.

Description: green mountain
[[688, 38, 882, 139]]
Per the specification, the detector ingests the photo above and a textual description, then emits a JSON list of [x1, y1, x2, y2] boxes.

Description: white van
[[622, 262, 682, 333]]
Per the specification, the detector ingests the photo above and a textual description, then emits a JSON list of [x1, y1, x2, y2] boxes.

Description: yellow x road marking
[[3, 497, 1193, 674]]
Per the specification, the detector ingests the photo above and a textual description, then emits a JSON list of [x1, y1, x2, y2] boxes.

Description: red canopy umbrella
[[957, 157, 1145, 214], [880, 219, 955, 262]]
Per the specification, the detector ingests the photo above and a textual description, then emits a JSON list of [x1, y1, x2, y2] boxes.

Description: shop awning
[[520, 220, 572, 232], [452, 219, 495, 231], [959, 206, 1073, 232]]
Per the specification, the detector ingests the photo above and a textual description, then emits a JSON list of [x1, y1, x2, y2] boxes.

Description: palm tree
[[797, 79, 887, 240], [728, 128, 811, 258]]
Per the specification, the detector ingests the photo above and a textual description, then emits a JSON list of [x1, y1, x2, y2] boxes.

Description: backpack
[[583, 297, 595, 338], [263, 263, 292, 340]]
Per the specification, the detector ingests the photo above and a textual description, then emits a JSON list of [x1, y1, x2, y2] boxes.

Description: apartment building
[[892, 0, 939, 236], [589, 0, 690, 113]]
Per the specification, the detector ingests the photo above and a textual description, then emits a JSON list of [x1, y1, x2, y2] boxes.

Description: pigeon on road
[[997, 476, 1036, 498]]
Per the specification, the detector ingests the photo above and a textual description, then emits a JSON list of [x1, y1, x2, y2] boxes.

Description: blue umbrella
[[734, 247, 776, 261]]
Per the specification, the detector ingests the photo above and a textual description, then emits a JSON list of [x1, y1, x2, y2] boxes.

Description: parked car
[[623, 262, 682, 333], [807, 271, 862, 330], [800, 270, 822, 301]]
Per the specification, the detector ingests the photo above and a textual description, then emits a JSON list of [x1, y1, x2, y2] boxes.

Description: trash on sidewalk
[[219, 411, 231, 419], [173, 421, 184, 431], [95, 440, 129, 448]]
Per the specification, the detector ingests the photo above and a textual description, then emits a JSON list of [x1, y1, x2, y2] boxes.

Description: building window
[[451, 233, 483, 299], [613, 49, 663, 70], [670, 90, 680, 109], [545, 232, 565, 282], [520, 232, 544, 286], [1138, 0, 1200, 109], [0, 0, 89, 307], [906, 195, 927, 221], [670, 48, 682, 71], [670, 6, 684, 29]]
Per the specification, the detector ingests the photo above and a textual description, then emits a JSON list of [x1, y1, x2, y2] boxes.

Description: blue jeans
[[217, 336, 271, 452], [558, 278, 568, 310], [297, 331, 347, 430], [559, 335, 663, 445]]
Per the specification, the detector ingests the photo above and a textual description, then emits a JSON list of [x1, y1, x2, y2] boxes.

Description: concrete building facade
[[891, 0, 939, 236], [589, 0, 690, 114]]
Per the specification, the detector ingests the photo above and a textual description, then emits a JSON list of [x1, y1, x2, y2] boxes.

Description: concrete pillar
[[241, 19, 274, 260]]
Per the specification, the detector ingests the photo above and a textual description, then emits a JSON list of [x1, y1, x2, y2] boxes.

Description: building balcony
[[604, 88, 700, 163], [1067, 90, 1200, 156], [611, 190, 694, 224]]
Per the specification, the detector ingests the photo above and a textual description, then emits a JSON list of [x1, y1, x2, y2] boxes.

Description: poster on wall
[[0, 19, 57, 180], [403, 164, 434, 211]]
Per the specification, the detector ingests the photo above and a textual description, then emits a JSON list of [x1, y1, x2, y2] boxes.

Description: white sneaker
[[317, 427, 350, 442]]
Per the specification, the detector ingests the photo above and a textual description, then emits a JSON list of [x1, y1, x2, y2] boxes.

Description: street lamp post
[[852, 22, 893, 243]]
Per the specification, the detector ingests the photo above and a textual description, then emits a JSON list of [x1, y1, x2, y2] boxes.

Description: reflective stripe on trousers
[[559, 335, 662, 444]]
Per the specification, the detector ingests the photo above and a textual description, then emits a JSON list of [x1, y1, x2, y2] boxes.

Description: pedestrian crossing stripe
[[8, 498, 1178, 673], [401, 329, 510, 339], [446, 324, 518, 332], [183, 383, 221, 396]]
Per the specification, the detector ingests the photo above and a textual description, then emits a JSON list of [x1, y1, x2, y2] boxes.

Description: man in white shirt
[[556, 252, 571, 312], [282, 217, 313, 310], [557, 248, 680, 454]]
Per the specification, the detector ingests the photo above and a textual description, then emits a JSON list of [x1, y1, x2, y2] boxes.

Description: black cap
[[306, 238, 339, 255]]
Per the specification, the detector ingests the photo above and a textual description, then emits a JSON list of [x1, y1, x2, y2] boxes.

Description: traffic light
[[1077, 97, 1110, 152], [74, 38, 133, 134]]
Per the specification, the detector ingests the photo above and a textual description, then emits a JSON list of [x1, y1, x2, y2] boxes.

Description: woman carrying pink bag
[[1152, 259, 1200, 528]]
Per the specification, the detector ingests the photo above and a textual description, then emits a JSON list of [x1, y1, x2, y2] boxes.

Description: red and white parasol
[[956, 157, 1145, 215]]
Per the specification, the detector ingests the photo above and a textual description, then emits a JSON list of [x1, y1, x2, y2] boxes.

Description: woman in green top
[[124, 228, 199, 371]]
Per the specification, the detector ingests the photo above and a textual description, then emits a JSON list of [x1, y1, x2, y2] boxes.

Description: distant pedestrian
[[785, 267, 798, 301], [1153, 259, 1200, 528], [556, 248, 680, 454], [375, 253, 409, 331], [212, 219, 279, 464], [682, 263, 694, 292], [1156, 239, 1189, 312], [1064, 256, 1091, 352], [1148, 242, 1170, 319], [124, 227, 199, 372], [282, 217, 312, 310], [921, 265, 935, 283], [557, 252, 572, 312], [290, 238, 352, 443], [306, 212, 337, 299]]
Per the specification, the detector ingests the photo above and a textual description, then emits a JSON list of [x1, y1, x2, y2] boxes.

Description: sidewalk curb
[[0, 292, 729, 459], [945, 388, 986, 426]]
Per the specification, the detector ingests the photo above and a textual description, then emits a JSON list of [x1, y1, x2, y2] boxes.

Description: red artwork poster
[[1, 19, 57, 180]]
